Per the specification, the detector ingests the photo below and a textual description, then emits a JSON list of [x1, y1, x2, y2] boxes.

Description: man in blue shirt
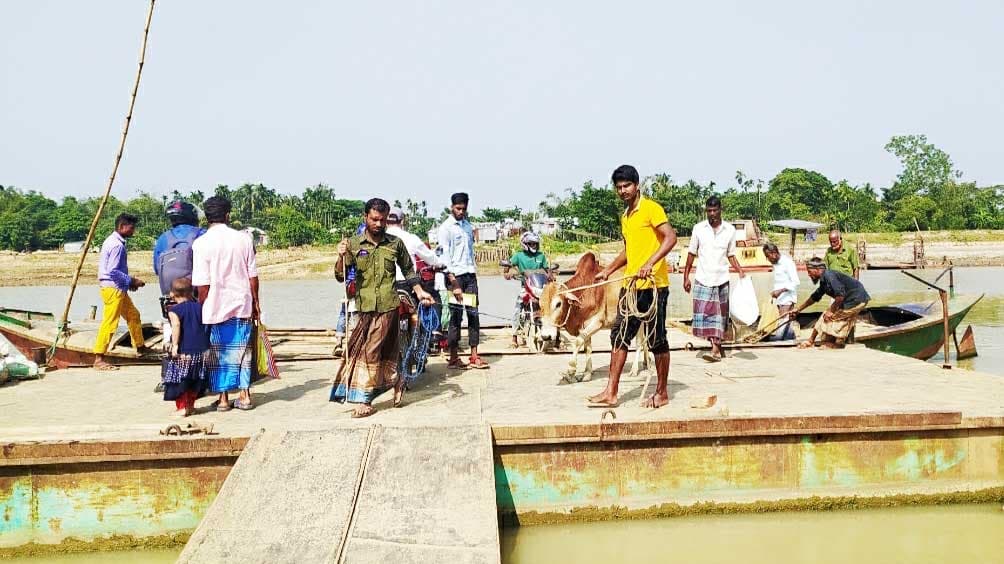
[[153, 201, 205, 296], [438, 192, 488, 369]]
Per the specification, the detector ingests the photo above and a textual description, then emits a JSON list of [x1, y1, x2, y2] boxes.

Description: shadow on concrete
[[252, 378, 331, 407]]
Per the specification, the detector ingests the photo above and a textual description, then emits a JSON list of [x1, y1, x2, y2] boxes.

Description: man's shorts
[[610, 287, 670, 354]]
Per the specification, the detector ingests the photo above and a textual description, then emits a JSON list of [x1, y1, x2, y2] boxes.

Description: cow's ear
[[565, 293, 581, 305]]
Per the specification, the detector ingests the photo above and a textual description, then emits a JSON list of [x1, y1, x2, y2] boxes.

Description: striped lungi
[[330, 310, 400, 405], [692, 281, 730, 341], [206, 318, 254, 393]]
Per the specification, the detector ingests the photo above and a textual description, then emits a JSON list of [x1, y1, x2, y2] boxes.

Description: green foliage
[[0, 183, 372, 251], [266, 205, 319, 247]]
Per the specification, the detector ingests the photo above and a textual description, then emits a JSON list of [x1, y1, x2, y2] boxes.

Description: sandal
[[447, 359, 469, 370], [211, 399, 233, 412], [233, 399, 254, 411], [468, 355, 489, 369]]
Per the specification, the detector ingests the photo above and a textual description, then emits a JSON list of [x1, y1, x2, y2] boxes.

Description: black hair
[[706, 195, 722, 208], [364, 198, 390, 215], [115, 213, 138, 228], [450, 192, 469, 206], [203, 196, 232, 223], [611, 165, 640, 185], [762, 242, 779, 254]]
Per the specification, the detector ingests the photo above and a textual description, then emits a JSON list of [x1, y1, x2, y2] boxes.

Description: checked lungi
[[815, 302, 868, 341], [206, 318, 254, 393], [692, 281, 730, 341], [330, 310, 401, 404]]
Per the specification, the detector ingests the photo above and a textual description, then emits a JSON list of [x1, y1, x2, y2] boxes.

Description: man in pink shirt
[[192, 196, 261, 411]]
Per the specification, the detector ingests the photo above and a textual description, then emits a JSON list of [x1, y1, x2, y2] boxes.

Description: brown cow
[[539, 252, 650, 382]]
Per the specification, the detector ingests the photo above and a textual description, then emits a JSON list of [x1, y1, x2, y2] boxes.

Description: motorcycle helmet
[[166, 201, 200, 226], [521, 231, 541, 253]]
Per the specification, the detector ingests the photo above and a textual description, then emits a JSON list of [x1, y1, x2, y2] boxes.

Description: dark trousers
[[448, 273, 480, 350]]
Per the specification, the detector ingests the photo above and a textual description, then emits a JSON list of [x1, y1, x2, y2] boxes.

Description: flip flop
[[701, 352, 722, 363], [587, 398, 619, 408], [233, 399, 254, 411], [211, 399, 233, 412], [447, 359, 469, 370], [468, 356, 489, 369]]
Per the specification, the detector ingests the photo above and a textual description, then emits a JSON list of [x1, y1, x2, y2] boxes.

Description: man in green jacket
[[824, 230, 859, 279]]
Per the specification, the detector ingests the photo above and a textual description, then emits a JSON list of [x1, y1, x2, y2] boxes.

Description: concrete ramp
[[178, 425, 499, 564]]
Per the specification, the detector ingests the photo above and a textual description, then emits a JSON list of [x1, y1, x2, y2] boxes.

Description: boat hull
[[855, 299, 979, 360], [0, 309, 162, 369]]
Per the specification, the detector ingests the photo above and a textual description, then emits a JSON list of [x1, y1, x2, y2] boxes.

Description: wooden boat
[[0, 308, 163, 369], [789, 294, 983, 360]]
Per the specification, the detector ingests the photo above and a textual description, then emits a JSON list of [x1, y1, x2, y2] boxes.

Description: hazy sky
[[2, 1, 1002, 213]]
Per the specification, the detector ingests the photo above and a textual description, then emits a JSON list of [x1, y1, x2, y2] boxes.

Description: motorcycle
[[500, 261, 559, 353]]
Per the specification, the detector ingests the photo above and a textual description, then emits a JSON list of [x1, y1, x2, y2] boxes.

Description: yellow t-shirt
[[620, 197, 670, 289]]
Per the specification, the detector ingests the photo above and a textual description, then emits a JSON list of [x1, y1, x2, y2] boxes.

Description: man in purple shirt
[[93, 213, 148, 370]]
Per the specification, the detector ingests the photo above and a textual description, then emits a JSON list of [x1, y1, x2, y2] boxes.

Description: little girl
[[163, 277, 209, 416]]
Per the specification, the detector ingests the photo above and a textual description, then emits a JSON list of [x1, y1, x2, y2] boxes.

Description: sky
[[2, 1, 1002, 213]]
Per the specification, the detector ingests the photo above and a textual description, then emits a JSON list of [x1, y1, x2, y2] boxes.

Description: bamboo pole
[[54, 0, 157, 352]]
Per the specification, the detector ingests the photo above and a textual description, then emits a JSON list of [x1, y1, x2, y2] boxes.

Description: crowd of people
[[91, 165, 871, 416]]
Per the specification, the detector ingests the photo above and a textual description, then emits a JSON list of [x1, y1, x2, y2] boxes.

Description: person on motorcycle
[[503, 231, 550, 347]]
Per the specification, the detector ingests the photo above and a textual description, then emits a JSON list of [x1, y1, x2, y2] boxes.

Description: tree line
[[535, 135, 1004, 238], [0, 183, 435, 251], [2, 135, 1002, 252]]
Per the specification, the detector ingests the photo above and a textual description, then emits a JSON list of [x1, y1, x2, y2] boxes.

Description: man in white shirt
[[387, 207, 444, 342], [682, 195, 746, 362], [192, 196, 261, 411], [764, 242, 799, 340], [437, 192, 488, 369]]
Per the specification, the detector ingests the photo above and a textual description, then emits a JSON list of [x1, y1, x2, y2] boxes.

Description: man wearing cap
[[790, 257, 871, 349]]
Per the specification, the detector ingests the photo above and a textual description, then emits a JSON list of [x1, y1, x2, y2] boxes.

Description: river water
[[1, 267, 1000, 374], [501, 504, 1004, 564]]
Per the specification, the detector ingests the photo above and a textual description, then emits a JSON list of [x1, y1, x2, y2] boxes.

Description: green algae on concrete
[[0, 532, 189, 558], [495, 429, 1004, 524], [500, 488, 1004, 527]]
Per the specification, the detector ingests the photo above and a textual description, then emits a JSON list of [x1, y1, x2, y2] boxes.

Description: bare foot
[[641, 394, 669, 409], [797, 341, 814, 349], [587, 392, 618, 407], [351, 404, 376, 418]]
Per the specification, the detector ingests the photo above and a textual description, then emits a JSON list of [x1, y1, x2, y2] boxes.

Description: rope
[[399, 304, 439, 384], [52, 0, 157, 363], [554, 275, 632, 296]]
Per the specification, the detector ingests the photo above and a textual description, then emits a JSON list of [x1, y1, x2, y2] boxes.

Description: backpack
[[158, 228, 199, 295]]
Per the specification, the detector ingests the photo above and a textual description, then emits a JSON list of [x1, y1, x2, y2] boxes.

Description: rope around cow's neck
[[554, 274, 633, 296]]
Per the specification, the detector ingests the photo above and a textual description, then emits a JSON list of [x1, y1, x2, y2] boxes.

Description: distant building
[[63, 241, 86, 253], [471, 222, 500, 243], [531, 217, 560, 235], [243, 227, 269, 247]]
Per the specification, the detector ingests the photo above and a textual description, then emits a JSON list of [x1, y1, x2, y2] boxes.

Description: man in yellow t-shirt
[[591, 165, 678, 409]]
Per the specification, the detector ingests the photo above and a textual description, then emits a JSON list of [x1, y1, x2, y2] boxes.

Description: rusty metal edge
[[490, 412, 1000, 446], [0, 437, 248, 466]]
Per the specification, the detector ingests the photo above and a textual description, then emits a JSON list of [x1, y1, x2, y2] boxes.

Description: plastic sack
[[730, 277, 760, 326], [757, 295, 780, 332]]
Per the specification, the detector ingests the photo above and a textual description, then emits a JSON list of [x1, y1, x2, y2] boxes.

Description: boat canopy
[[767, 219, 824, 231]]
